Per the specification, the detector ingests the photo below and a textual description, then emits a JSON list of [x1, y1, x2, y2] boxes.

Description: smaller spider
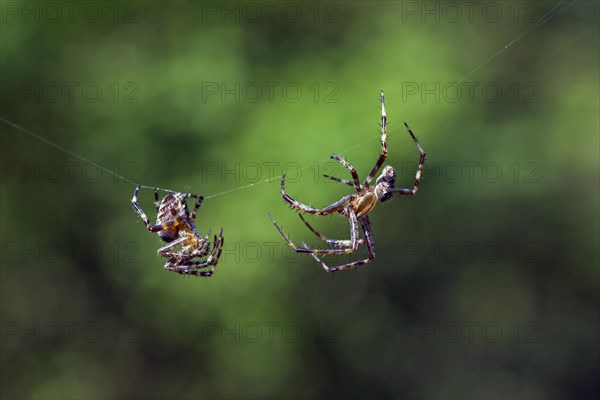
[[269, 91, 426, 272], [131, 186, 224, 277]]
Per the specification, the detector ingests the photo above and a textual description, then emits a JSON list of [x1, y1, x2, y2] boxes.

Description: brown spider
[[269, 91, 426, 272], [131, 186, 224, 277]]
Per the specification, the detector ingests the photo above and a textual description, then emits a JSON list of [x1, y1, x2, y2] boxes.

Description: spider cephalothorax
[[374, 165, 398, 202], [131, 186, 224, 277], [269, 91, 426, 272]]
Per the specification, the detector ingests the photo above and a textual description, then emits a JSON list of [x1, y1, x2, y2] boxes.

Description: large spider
[[131, 186, 224, 277], [269, 91, 426, 272]]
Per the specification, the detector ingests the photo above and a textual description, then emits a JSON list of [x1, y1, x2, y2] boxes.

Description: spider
[[269, 91, 426, 273], [131, 185, 224, 277]]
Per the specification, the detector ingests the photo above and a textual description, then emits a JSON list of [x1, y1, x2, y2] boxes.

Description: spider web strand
[[0, 117, 178, 194]]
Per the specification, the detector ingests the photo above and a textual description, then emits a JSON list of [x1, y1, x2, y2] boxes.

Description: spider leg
[[196, 229, 224, 264], [364, 91, 388, 186], [388, 122, 426, 197], [324, 155, 361, 192], [280, 175, 354, 215], [165, 259, 215, 277], [194, 230, 214, 258], [308, 216, 376, 272], [181, 193, 204, 221], [157, 234, 210, 259], [214, 228, 225, 263], [154, 187, 161, 212], [131, 186, 180, 232], [298, 214, 365, 248], [157, 236, 189, 258], [164, 229, 224, 277], [323, 175, 356, 188], [269, 208, 360, 255], [131, 185, 152, 226]]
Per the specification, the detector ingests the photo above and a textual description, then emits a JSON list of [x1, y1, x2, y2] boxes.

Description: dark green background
[[1, 1, 598, 399]]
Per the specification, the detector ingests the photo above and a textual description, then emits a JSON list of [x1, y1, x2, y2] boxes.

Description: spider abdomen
[[355, 191, 378, 218], [156, 193, 192, 243], [157, 228, 179, 243]]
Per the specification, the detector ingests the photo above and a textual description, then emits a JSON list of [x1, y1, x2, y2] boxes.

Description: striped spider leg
[[270, 91, 426, 272], [131, 185, 224, 277]]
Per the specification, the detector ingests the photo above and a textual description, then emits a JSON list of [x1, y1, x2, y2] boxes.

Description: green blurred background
[[1, 1, 598, 399]]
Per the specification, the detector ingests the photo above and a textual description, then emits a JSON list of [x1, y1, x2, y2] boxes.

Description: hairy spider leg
[[388, 122, 426, 197], [322, 175, 356, 188], [165, 260, 215, 277], [322, 155, 361, 192], [157, 232, 211, 260], [270, 207, 360, 254], [181, 193, 204, 221], [164, 229, 224, 277], [154, 187, 161, 212], [308, 216, 376, 272], [364, 90, 388, 186], [171, 193, 205, 238], [298, 214, 365, 248], [280, 175, 354, 215], [158, 236, 191, 258], [132, 185, 180, 233]]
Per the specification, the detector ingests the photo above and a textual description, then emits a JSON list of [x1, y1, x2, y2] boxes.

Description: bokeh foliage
[[1, 1, 598, 399]]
